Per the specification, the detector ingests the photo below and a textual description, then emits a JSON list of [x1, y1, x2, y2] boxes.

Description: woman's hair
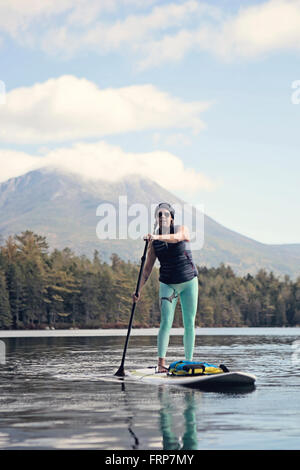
[[153, 202, 175, 235]]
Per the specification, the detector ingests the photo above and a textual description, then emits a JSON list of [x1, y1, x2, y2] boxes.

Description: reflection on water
[[118, 381, 255, 451], [0, 329, 299, 450], [159, 389, 198, 450]]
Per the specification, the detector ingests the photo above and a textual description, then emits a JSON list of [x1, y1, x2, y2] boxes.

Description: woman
[[134, 202, 199, 372]]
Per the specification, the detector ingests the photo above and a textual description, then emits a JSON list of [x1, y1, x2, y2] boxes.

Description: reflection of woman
[[159, 389, 198, 450], [133, 202, 199, 372]]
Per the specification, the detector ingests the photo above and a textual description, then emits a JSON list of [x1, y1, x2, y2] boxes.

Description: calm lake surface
[[0, 328, 299, 450]]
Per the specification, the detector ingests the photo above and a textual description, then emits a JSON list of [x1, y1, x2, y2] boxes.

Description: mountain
[[0, 168, 299, 279]]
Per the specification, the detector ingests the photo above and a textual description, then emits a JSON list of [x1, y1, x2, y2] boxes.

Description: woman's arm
[[151, 225, 190, 243]]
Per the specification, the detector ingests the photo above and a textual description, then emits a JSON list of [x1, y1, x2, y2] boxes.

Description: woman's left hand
[[143, 233, 157, 241]]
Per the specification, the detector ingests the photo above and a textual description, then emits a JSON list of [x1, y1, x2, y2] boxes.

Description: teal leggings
[[157, 276, 198, 361]]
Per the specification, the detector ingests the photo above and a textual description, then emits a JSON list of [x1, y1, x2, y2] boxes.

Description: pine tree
[[0, 269, 12, 328], [199, 298, 214, 327], [1, 231, 299, 330], [6, 263, 24, 328], [80, 271, 102, 327], [15, 231, 49, 327], [275, 295, 287, 326]]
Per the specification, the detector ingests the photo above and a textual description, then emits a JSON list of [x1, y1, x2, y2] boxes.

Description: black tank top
[[152, 230, 198, 284]]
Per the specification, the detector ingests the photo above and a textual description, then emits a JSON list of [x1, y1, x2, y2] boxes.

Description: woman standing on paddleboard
[[134, 202, 199, 372]]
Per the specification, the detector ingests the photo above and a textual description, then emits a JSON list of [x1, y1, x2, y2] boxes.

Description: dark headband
[[154, 202, 175, 219]]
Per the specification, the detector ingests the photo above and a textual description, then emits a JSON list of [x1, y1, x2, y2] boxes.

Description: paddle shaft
[[115, 239, 149, 376]]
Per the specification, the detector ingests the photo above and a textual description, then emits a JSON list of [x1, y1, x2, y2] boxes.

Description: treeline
[[0, 231, 299, 329]]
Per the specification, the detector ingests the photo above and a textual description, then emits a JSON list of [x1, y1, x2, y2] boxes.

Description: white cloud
[[138, 29, 195, 69], [0, 0, 219, 60], [0, 141, 217, 194], [153, 132, 192, 147], [0, 0, 136, 33], [138, 0, 300, 67], [0, 0, 74, 36], [0, 149, 41, 182], [219, 0, 300, 59], [1, 0, 300, 66], [38, 1, 204, 57], [0, 0, 162, 34], [0, 75, 210, 144]]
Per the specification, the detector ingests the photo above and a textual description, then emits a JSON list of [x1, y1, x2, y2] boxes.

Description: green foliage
[[0, 269, 12, 328], [0, 232, 299, 329]]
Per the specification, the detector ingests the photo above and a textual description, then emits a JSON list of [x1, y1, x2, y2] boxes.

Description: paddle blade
[[114, 366, 125, 377]]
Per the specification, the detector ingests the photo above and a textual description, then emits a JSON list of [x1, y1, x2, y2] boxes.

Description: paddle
[[115, 239, 149, 377]]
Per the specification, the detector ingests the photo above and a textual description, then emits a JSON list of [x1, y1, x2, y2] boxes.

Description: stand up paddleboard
[[127, 367, 256, 390]]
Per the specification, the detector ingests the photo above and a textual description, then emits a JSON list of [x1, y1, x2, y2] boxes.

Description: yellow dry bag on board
[[168, 361, 229, 376]]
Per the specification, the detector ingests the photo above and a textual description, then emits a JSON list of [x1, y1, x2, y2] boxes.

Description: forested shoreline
[[0, 231, 299, 330]]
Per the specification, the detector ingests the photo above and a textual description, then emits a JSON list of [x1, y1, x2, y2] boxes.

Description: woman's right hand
[[132, 292, 140, 303]]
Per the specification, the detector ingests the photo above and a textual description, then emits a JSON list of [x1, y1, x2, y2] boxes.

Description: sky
[[0, 0, 299, 245]]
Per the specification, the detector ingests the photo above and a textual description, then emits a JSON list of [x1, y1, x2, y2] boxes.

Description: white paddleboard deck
[[127, 367, 256, 388]]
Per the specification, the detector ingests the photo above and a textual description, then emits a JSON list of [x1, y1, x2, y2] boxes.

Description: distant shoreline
[[0, 326, 299, 338]]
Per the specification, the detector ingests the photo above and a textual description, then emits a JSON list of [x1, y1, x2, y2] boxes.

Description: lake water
[[0, 328, 299, 450]]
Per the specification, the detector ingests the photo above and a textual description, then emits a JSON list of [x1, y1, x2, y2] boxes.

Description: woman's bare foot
[[157, 358, 168, 373], [157, 366, 168, 373]]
